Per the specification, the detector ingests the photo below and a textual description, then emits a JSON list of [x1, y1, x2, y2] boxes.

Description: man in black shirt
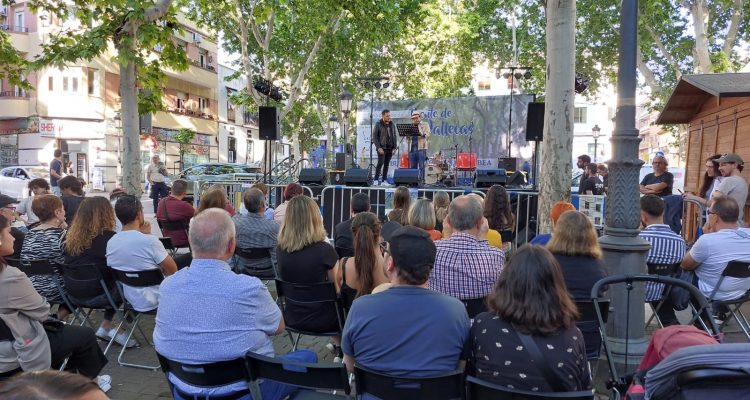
[[577, 154, 591, 173], [597, 163, 609, 194], [333, 193, 371, 257], [639, 155, 674, 196], [580, 163, 605, 195], [0, 194, 23, 257], [372, 109, 397, 185]]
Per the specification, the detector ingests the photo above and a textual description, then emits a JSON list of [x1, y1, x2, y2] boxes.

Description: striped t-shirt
[[639, 224, 687, 301]]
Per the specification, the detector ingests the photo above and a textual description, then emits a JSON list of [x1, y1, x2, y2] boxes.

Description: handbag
[[515, 330, 568, 392]]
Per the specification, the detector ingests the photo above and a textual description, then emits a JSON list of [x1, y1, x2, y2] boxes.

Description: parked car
[[0, 166, 50, 200], [167, 163, 262, 195]]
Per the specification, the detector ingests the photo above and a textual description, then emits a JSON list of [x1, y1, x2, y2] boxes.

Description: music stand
[[395, 123, 421, 174]]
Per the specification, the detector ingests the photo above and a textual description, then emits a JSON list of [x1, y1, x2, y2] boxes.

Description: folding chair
[[645, 262, 681, 328], [461, 297, 488, 319], [354, 365, 464, 400], [244, 352, 351, 400], [590, 275, 721, 399], [697, 261, 750, 340], [110, 268, 164, 370], [7, 258, 81, 325], [466, 375, 595, 400], [275, 279, 345, 351], [156, 352, 250, 400], [574, 299, 610, 362], [234, 247, 277, 281], [157, 220, 191, 252], [158, 237, 178, 257]]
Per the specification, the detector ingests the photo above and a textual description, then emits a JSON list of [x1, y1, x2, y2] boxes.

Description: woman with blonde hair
[[277, 196, 340, 332], [546, 210, 606, 300], [335, 212, 388, 311], [64, 197, 135, 347], [408, 198, 442, 241], [433, 191, 450, 232], [387, 186, 411, 225], [196, 188, 229, 214]]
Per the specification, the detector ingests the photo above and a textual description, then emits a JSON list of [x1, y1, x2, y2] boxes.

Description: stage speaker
[[336, 152, 353, 170], [474, 169, 507, 188], [259, 106, 279, 140], [393, 169, 419, 187], [298, 168, 326, 185], [506, 171, 527, 187], [498, 157, 517, 172], [329, 171, 345, 185], [526, 102, 545, 142], [344, 168, 370, 187]]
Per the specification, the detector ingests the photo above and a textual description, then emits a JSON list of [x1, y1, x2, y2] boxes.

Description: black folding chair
[[156, 352, 250, 400], [275, 279, 345, 351], [354, 365, 464, 400], [466, 375, 595, 400], [158, 237, 178, 257], [157, 220, 191, 252], [590, 275, 721, 399], [696, 261, 750, 340], [7, 258, 80, 325], [462, 297, 488, 319], [645, 262, 681, 328], [244, 352, 351, 399], [234, 247, 277, 281], [110, 268, 164, 370]]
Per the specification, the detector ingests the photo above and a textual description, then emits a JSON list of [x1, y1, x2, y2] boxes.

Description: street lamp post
[[339, 88, 354, 169], [592, 124, 601, 162], [328, 114, 338, 167], [599, 0, 650, 373]]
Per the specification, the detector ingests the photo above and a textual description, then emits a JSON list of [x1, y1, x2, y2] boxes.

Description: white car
[[0, 166, 50, 200]]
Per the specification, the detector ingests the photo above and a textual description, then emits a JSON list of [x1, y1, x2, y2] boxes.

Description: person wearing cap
[[408, 111, 431, 184], [639, 155, 674, 197], [0, 194, 24, 257], [708, 153, 748, 223], [341, 226, 470, 380]]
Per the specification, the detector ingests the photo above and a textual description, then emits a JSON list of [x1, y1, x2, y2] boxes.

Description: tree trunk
[[538, 0, 576, 234], [118, 42, 143, 196], [690, 0, 713, 73]]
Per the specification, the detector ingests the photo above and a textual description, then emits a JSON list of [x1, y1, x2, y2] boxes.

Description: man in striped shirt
[[639, 195, 687, 326]]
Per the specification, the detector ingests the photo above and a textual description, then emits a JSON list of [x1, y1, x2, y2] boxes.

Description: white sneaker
[[333, 356, 343, 363], [97, 375, 112, 393], [108, 328, 138, 348], [95, 326, 112, 341]]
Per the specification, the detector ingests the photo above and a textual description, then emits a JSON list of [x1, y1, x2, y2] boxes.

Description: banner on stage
[[356, 95, 536, 178]]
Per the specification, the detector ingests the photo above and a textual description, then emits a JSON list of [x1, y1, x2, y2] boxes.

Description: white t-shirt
[[715, 175, 749, 222], [106, 230, 169, 312], [689, 227, 750, 300], [16, 196, 39, 224]]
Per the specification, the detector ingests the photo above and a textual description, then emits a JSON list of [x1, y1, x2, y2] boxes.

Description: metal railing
[[0, 24, 29, 33]]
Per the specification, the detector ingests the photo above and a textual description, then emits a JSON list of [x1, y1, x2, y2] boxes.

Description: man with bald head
[[154, 208, 316, 400], [640, 155, 674, 196]]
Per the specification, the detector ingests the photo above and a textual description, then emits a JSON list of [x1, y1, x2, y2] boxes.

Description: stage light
[[514, 72, 523, 80], [524, 71, 532, 79], [502, 72, 511, 79], [382, 82, 390, 88], [374, 82, 381, 89]]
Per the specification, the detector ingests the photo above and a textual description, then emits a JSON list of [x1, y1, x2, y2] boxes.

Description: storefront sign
[[40, 119, 57, 137]]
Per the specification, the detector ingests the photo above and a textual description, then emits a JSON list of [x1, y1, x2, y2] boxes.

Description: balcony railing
[[189, 59, 216, 72], [0, 24, 29, 33], [166, 106, 217, 120], [0, 91, 29, 98]]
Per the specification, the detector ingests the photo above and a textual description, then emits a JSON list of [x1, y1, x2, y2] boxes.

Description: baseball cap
[[716, 153, 744, 165], [0, 194, 19, 209], [387, 225, 436, 270], [411, 111, 421, 117]]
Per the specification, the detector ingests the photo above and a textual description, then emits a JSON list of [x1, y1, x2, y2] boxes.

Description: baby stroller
[[590, 274, 721, 400], [643, 343, 750, 399]]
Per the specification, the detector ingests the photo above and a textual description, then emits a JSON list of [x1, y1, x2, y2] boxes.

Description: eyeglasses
[[379, 241, 389, 256]]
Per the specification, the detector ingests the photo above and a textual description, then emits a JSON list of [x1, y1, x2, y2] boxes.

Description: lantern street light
[[328, 114, 338, 163], [592, 124, 601, 162]]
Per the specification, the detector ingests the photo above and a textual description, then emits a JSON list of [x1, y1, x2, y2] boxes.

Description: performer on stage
[[409, 111, 431, 183], [372, 109, 396, 185]]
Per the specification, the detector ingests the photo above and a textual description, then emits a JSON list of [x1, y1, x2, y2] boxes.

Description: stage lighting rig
[[253, 78, 284, 101]]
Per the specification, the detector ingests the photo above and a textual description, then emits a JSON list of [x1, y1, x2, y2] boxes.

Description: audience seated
[[156, 179, 194, 247], [276, 196, 339, 332], [20, 194, 70, 320], [408, 198, 443, 241], [231, 188, 279, 276], [107, 195, 177, 313], [433, 191, 450, 232], [430, 195, 504, 306], [681, 197, 750, 303], [639, 195, 687, 326], [334, 192, 371, 257], [484, 185, 515, 252], [529, 201, 576, 245], [0, 195, 23, 258], [342, 226, 470, 378], [197, 188, 231, 215], [154, 208, 316, 400], [0, 370, 108, 400], [546, 211, 607, 300], [0, 215, 110, 390], [273, 183, 304, 223], [206, 184, 236, 216], [108, 188, 128, 232], [463, 193, 502, 248], [250, 182, 275, 220], [335, 212, 389, 311], [15, 178, 50, 226], [468, 245, 591, 392], [387, 186, 411, 225], [58, 175, 85, 226], [64, 197, 135, 348]]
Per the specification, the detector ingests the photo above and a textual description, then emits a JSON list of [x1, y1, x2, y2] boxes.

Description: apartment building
[[217, 65, 263, 166], [637, 105, 684, 167], [0, 3, 220, 191]]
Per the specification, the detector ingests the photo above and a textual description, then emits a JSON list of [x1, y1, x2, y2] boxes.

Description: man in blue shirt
[[154, 208, 316, 400], [342, 226, 470, 381]]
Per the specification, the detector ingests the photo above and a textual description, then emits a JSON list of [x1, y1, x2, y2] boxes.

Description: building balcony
[[1, 25, 29, 53], [163, 62, 217, 88], [0, 92, 30, 118], [153, 110, 218, 135]]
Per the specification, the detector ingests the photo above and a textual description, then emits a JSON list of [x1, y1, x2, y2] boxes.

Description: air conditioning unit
[[192, 32, 201, 43]]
